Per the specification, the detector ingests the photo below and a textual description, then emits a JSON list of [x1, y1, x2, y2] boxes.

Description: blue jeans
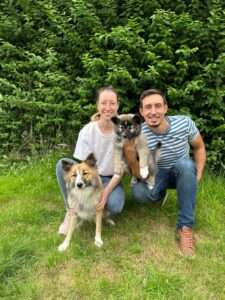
[[132, 158, 198, 229], [56, 158, 125, 214]]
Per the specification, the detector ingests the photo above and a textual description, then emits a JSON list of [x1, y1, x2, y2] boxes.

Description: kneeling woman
[[56, 86, 125, 234]]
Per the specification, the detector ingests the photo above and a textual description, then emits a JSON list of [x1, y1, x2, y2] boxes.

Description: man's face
[[139, 94, 168, 128]]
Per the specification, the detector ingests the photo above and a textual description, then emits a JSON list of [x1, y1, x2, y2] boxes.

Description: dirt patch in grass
[[90, 260, 122, 282]]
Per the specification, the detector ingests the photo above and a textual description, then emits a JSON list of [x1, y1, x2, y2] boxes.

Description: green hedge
[[0, 0, 224, 169]]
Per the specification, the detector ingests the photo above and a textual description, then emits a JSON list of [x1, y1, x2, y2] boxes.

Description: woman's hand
[[96, 187, 110, 212], [95, 172, 124, 212]]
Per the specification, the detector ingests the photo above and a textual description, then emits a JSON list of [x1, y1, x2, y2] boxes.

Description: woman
[[56, 87, 125, 235]]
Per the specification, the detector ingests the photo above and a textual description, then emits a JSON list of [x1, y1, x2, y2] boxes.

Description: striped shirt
[[142, 115, 199, 169]]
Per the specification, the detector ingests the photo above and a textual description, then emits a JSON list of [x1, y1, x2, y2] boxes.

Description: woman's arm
[[73, 125, 92, 161]]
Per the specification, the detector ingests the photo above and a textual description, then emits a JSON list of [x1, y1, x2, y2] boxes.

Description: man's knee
[[175, 158, 196, 173], [132, 182, 149, 203]]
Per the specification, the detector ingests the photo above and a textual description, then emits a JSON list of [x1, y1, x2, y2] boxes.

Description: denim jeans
[[56, 158, 125, 214], [132, 158, 198, 229]]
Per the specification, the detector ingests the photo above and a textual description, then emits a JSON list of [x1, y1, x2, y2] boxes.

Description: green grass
[[0, 152, 224, 299]]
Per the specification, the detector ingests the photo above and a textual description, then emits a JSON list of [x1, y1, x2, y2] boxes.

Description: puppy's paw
[[130, 176, 137, 187], [113, 173, 121, 178], [95, 235, 103, 247], [58, 241, 70, 252], [140, 166, 149, 179], [147, 185, 154, 190], [147, 177, 155, 190]]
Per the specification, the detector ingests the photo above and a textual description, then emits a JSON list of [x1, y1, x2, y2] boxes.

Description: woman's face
[[97, 90, 119, 120]]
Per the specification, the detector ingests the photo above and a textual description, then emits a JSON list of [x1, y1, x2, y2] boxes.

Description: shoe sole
[[178, 248, 196, 259]]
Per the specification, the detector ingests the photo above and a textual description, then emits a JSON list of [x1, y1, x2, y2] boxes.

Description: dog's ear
[[111, 116, 120, 125], [61, 160, 74, 172], [132, 114, 142, 125], [85, 153, 97, 167]]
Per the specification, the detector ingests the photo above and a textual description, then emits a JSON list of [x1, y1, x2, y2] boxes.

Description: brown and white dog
[[58, 153, 104, 252]]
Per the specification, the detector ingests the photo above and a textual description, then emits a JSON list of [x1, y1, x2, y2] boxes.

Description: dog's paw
[[140, 166, 149, 179], [113, 173, 121, 178], [58, 241, 70, 252], [130, 176, 137, 187], [147, 185, 154, 190], [147, 177, 155, 190], [105, 217, 115, 226], [95, 235, 103, 247]]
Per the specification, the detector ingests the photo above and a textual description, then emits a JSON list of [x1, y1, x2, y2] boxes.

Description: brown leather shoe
[[154, 191, 168, 208], [176, 226, 196, 258]]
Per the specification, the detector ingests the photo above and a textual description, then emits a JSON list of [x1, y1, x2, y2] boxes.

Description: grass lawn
[[0, 152, 224, 299]]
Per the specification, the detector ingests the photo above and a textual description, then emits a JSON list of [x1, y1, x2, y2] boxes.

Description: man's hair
[[96, 86, 119, 102], [139, 89, 167, 107]]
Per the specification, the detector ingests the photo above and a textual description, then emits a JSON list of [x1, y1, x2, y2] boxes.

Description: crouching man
[[124, 89, 206, 258]]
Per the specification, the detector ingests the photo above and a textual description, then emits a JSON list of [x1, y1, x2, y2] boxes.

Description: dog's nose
[[76, 182, 83, 188]]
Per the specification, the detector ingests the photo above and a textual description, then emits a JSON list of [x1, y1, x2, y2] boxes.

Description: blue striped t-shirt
[[142, 115, 199, 169]]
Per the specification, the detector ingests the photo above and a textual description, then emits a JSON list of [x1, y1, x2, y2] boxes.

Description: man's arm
[[189, 132, 206, 182]]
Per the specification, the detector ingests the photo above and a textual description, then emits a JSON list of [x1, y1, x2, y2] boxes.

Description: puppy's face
[[62, 154, 98, 189], [111, 114, 142, 140]]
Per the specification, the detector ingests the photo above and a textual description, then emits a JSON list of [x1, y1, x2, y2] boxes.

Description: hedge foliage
[[0, 0, 224, 169]]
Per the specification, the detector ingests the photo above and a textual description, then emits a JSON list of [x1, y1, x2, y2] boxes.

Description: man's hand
[[197, 171, 203, 182]]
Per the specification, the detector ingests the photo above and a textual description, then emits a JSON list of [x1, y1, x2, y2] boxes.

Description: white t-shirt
[[73, 121, 115, 176]]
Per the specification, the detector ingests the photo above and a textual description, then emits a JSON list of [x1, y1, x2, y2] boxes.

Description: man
[[125, 89, 206, 258]]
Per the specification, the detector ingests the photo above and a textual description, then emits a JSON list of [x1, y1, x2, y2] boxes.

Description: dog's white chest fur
[[70, 187, 101, 221]]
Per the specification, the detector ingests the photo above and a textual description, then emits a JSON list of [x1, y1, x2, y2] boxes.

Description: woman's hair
[[139, 89, 167, 107], [96, 86, 119, 102]]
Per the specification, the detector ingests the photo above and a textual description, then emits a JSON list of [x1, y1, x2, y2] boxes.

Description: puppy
[[58, 153, 104, 252], [111, 114, 161, 189]]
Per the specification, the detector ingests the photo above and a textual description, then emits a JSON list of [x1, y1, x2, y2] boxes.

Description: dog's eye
[[73, 173, 77, 177], [83, 171, 88, 176]]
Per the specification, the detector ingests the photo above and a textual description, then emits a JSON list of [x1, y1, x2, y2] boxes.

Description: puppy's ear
[[132, 114, 142, 125], [62, 160, 74, 172], [85, 153, 97, 167], [111, 116, 120, 125]]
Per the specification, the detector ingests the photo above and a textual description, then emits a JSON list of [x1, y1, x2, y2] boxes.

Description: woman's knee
[[106, 188, 125, 214], [56, 158, 76, 173]]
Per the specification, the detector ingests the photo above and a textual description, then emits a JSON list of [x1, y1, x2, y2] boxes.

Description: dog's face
[[62, 154, 98, 189], [111, 114, 142, 140]]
